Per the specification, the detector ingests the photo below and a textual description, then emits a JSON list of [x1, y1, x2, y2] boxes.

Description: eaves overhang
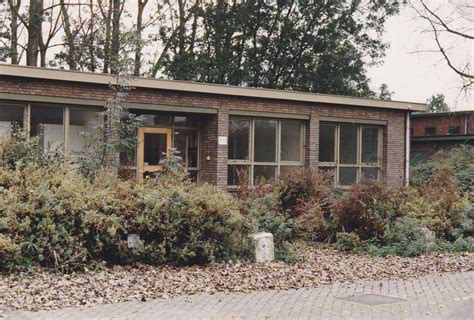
[[0, 64, 426, 112]]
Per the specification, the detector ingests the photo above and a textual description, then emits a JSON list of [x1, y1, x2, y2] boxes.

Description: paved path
[[4, 272, 473, 320]]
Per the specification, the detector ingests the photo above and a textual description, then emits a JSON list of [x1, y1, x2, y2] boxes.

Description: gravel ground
[[1, 246, 473, 311]]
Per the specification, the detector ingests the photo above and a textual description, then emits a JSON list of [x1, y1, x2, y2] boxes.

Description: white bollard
[[250, 232, 275, 263], [127, 234, 143, 248]]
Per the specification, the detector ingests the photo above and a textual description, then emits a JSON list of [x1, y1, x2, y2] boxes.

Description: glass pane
[[228, 119, 250, 160], [174, 115, 199, 127], [339, 124, 358, 164], [174, 129, 199, 168], [361, 167, 379, 180], [31, 106, 64, 150], [139, 113, 172, 126], [254, 165, 276, 183], [339, 167, 357, 186], [281, 121, 302, 161], [188, 170, 198, 182], [280, 166, 301, 175], [227, 165, 249, 186], [319, 124, 335, 162], [254, 119, 277, 162], [144, 133, 168, 166], [68, 109, 100, 154], [362, 127, 379, 163], [0, 105, 24, 137]]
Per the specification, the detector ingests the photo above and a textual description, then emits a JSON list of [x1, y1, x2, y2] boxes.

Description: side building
[[0, 65, 425, 188], [411, 111, 474, 162]]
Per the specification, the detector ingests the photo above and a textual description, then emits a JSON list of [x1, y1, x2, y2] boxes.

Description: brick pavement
[[4, 272, 473, 320]]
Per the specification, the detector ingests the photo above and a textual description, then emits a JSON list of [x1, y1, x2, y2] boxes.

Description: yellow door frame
[[137, 127, 173, 178]]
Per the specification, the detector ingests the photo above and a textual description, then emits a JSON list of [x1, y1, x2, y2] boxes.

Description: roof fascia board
[[229, 109, 309, 120], [0, 93, 217, 114], [0, 64, 426, 111], [411, 135, 474, 142], [320, 116, 387, 125]]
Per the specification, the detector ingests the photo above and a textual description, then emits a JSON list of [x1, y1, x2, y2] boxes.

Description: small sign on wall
[[218, 136, 228, 145]]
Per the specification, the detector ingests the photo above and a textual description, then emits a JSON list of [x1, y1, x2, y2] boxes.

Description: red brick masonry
[[0, 75, 409, 187]]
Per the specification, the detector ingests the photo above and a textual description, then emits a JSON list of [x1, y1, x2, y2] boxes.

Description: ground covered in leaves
[[1, 246, 473, 311]]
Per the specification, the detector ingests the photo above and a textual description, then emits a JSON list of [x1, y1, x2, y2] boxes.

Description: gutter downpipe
[[405, 108, 411, 186]]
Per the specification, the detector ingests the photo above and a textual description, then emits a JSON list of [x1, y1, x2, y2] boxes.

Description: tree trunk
[[110, 0, 122, 74], [8, 0, 21, 64], [101, 0, 113, 73], [60, 0, 77, 70], [26, 0, 43, 66], [133, 0, 148, 76]]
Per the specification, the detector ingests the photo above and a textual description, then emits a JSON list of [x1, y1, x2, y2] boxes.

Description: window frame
[[448, 125, 461, 135], [228, 116, 305, 185], [318, 122, 383, 186]]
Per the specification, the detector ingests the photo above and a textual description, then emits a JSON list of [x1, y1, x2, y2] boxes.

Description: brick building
[[411, 111, 474, 162], [0, 65, 425, 188]]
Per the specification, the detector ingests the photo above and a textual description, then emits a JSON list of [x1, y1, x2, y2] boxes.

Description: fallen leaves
[[1, 245, 473, 311]]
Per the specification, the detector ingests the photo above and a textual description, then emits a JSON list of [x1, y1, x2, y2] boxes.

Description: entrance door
[[137, 127, 172, 178]]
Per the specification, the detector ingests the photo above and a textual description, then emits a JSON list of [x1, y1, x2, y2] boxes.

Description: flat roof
[[412, 110, 474, 118], [0, 64, 426, 111]]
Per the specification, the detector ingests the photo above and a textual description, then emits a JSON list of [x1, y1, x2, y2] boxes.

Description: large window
[[31, 106, 65, 151], [319, 122, 382, 186], [0, 105, 24, 137], [68, 108, 101, 155], [228, 117, 304, 185]]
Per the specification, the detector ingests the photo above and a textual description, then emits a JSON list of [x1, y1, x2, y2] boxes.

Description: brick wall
[[411, 113, 474, 136], [0, 76, 408, 186]]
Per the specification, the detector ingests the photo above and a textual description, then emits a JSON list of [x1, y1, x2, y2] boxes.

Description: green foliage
[[335, 232, 362, 252], [425, 93, 449, 113], [411, 145, 474, 195], [245, 191, 298, 261], [164, 0, 399, 97], [0, 134, 247, 272]]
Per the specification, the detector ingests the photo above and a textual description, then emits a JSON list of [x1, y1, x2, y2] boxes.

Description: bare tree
[[412, 0, 473, 89]]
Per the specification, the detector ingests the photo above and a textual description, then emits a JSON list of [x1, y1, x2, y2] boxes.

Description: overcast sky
[[368, 2, 473, 111]]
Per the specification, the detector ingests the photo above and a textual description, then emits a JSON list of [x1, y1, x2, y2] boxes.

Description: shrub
[[411, 145, 474, 194], [245, 191, 298, 261], [331, 179, 404, 240], [335, 232, 362, 252]]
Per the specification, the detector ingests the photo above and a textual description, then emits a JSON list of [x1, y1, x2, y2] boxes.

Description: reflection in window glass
[[361, 167, 379, 180], [31, 106, 64, 150], [174, 115, 199, 127], [0, 105, 24, 137], [229, 119, 250, 160], [174, 129, 199, 168], [144, 133, 167, 166], [339, 167, 357, 186], [280, 166, 301, 175], [339, 124, 357, 164], [362, 127, 379, 163], [254, 119, 277, 162], [140, 113, 172, 126], [319, 124, 335, 162], [281, 121, 301, 161], [227, 165, 249, 186], [69, 109, 100, 154], [254, 165, 276, 182]]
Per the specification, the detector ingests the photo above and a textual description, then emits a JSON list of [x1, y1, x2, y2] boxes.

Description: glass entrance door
[[137, 127, 172, 177]]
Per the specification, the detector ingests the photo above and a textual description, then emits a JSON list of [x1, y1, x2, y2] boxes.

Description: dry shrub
[[278, 168, 334, 218], [331, 179, 405, 240]]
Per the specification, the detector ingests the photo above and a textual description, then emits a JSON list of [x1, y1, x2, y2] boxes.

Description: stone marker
[[127, 234, 143, 248], [250, 232, 274, 263]]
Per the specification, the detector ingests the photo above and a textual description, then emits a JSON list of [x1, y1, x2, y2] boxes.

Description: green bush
[[245, 191, 298, 261], [411, 145, 474, 194], [0, 134, 248, 272], [335, 232, 362, 252]]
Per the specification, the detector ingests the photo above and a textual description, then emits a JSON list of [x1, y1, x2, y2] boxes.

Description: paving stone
[[4, 272, 473, 320]]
